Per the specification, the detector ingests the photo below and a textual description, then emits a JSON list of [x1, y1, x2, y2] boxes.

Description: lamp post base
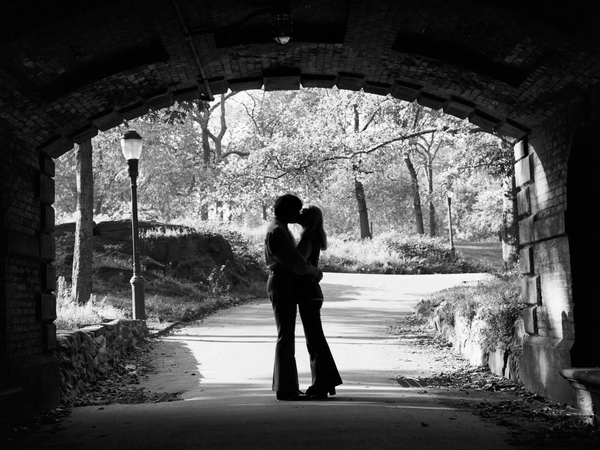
[[130, 275, 146, 320]]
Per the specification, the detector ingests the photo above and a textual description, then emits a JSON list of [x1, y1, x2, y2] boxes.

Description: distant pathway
[[9, 272, 531, 450]]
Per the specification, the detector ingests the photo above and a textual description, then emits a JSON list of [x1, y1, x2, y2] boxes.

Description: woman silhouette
[[296, 205, 343, 398]]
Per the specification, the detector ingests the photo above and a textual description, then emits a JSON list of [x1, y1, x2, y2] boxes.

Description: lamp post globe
[[121, 130, 145, 321], [121, 130, 143, 160], [273, 12, 292, 45]]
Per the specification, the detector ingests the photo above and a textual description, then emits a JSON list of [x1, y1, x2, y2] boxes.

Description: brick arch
[[2, 0, 600, 157], [42, 73, 530, 159], [3, 0, 600, 419]]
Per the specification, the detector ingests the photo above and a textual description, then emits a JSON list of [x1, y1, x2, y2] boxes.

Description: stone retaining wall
[[55, 319, 148, 403], [430, 307, 525, 383]]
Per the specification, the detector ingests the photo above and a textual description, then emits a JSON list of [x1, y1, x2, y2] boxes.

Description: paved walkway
[[8, 273, 531, 450]]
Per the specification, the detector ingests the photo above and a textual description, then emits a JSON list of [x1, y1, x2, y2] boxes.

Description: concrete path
[[8, 273, 530, 450]]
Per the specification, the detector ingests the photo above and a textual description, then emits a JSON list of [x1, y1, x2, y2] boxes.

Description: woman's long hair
[[301, 205, 328, 250]]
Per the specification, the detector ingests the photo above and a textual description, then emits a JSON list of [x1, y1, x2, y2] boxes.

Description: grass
[[54, 224, 267, 331], [56, 273, 266, 332], [54, 277, 128, 330], [455, 241, 504, 271], [319, 232, 494, 274]]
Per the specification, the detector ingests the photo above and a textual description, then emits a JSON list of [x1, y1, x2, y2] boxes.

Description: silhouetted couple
[[264, 194, 343, 401]]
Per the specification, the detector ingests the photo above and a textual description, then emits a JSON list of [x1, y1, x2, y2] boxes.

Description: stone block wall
[[428, 302, 524, 383], [56, 319, 148, 404]]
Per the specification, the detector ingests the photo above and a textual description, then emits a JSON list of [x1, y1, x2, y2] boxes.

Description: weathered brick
[[521, 275, 541, 305], [416, 91, 447, 111], [519, 215, 536, 245], [43, 264, 57, 292], [336, 72, 366, 91], [515, 154, 533, 187], [523, 306, 538, 335], [443, 97, 476, 120], [40, 234, 55, 261], [517, 186, 530, 217], [39, 174, 55, 205], [42, 205, 55, 233], [40, 294, 57, 322], [520, 246, 534, 274], [264, 75, 301, 91], [514, 139, 528, 161], [120, 102, 149, 121], [69, 124, 99, 144]]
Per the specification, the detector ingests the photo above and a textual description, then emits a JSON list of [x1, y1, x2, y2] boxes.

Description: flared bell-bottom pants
[[267, 272, 299, 392], [299, 300, 343, 393]]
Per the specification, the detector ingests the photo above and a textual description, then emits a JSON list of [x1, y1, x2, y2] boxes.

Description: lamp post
[[272, 11, 292, 44], [121, 130, 145, 320], [447, 190, 455, 255]]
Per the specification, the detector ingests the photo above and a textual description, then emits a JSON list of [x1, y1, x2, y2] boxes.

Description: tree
[[52, 88, 515, 248], [224, 89, 453, 236], [446, 129, 519, 264], [403, 145, 425, 234], [71, 139, 94, 304]]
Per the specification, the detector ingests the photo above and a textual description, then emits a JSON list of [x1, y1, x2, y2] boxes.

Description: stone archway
[[3, 0, 600, 418]]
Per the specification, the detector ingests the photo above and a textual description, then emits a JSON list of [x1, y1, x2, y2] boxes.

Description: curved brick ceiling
[[1, 0, 599, 157]]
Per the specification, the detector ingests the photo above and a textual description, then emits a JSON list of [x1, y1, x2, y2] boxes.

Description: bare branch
[[209, 91, 239, 115], [323, 128, 438, 162], [360, 107, 382, 132]]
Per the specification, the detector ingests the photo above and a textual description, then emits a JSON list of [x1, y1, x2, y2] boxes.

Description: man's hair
[[274, 194, 303, 219]]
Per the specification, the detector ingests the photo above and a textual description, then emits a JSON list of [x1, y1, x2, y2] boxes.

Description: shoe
[[276, 390, 310, 401], [305, 385, 335, 399]]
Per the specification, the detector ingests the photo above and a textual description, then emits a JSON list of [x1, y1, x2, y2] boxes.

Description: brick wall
[[2, 134, 41, 358], [1, 130, 59, 415]]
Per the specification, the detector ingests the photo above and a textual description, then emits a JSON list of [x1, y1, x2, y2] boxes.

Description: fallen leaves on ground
[[69, 339, 183, 407], [390, 314, 600, 450], [2, 339, 182, 443]]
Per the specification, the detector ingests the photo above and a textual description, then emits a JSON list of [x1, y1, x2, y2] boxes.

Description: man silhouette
[[264, 194, 322, 400]]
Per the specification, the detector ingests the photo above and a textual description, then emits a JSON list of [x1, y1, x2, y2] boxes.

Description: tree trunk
[[216, 200, 224, 221], [429, 199, 436, 237], [404, 151, 424, 234], [427, 165, 436, 236], [72, 139, 94, 304], [501, 174, 519, 267], [354, 177, 371, 239], [200, 203, 209, 221], [201, 126, 211, 164], [262, 203, 268, 221]]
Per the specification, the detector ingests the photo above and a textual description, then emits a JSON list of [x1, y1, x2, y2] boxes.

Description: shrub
[[477, 278, 523, 352], [317, 231, 491, 274]]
